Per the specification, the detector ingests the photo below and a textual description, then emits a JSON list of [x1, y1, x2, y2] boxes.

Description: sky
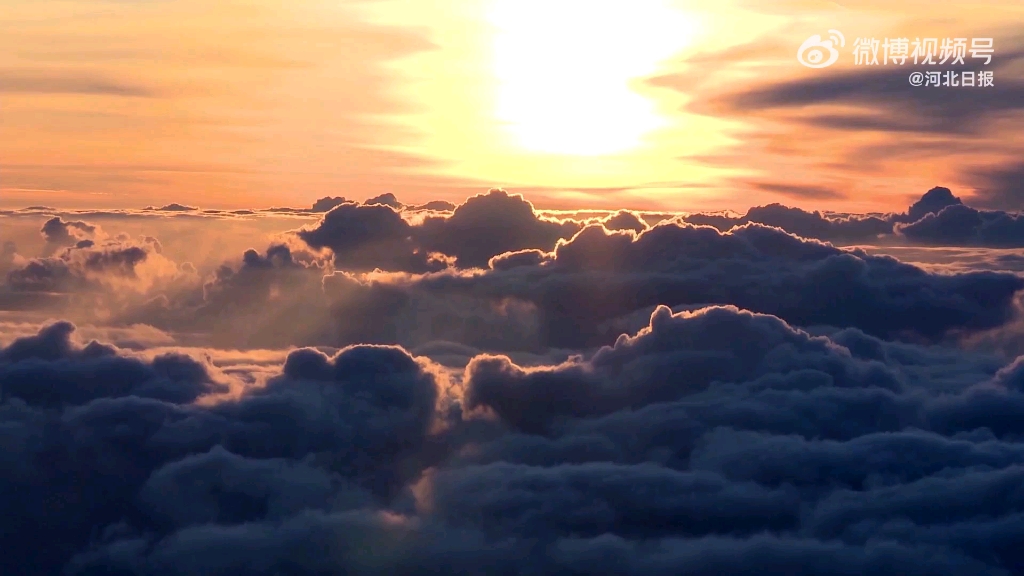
[[2, 0, 1021, 212], [10, 3, 1024, 575]]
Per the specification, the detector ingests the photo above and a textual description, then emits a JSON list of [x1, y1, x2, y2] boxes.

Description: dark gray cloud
[[602, 210, 650, 233], [897, 204, 1024, 247], [40, 216, 98, 254], [297, 201, 450, 273], [463, 305, 902, 433], [0, 321, 445, 575], [680, 186, 1024, 249], [722, 48, 1024, 135], [295, 189, 582, 271], [310, 196, 347, 212], [899, 186, 965, 223], [413, 190, 582, 268], [269, 194, 427, 215], [120, 212, 1024, 352], [442, 221, 1023, 348], [365, 192, 403, 208], [266, 196, 349, 214], [13, 191, 1024, 575], [7, 304, 1024, 574], [410, 200, 457, 211], [968, 162, 1024, 210], [144, 203, 198, 212], [0, 320, 225, 406], [683, 203, 893, 243]]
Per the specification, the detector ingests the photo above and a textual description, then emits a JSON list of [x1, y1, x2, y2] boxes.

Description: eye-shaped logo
[[797, 30, 845, 68]]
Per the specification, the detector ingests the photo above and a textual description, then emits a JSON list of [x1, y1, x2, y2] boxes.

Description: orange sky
[[2, 0, 1022, 212]]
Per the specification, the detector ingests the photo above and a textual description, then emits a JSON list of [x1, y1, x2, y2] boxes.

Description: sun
[[488, 0, 697, 157]]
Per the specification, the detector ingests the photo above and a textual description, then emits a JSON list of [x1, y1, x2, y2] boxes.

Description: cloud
[[721, 51, 1024, 136], [751, 181, 846, 200], [144, 203, 199, 212], [0, 241, 18, 272], [0, 320, 226, 407], [6, 234, 179, 295], [437, 221, 1023, 348], [427, 461, 802, 537], [1, 206, 280, 222], [463, 304, 900, 433], [0, 229, 197, 327], [854, 246, 1024, 276], [268, 194, 417, 215], [106, 210, 1024, 353], [897, 205, 1024, 247], [365, 193, 403, 208], [666, 34, 1024, 208], [898, 186, 965, 223], [167, 244, 333, 346], [0, 70, 156, 97], [306, 196, 348, 213], [40, 216, 99, 254], [14, 166, 1024, 576], [679, 187, 1024, 248], [11, 190, 1024, 357], [9, 304, 1024, 574], [683, 203, 893, 243], [295, 190, 581, 271], [296, 202, 449, 273], [412, 190, 582, 268], [9, 186, 1024, 573], [131, 243, 536, 353], [0, 321, 447, 575], [311, 196, 349, 212], [410, 200, 457, 212], [968, 162, 1024, 210], [602, 210, 650, 233]]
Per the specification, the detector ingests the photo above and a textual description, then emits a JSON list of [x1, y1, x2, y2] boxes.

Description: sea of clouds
[[5, 187, 1024, 575]]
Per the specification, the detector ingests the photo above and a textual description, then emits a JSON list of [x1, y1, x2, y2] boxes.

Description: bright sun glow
[[489, 0, 697, 157]]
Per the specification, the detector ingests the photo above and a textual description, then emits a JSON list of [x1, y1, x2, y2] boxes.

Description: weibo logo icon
[[797, 30, 845, 68]]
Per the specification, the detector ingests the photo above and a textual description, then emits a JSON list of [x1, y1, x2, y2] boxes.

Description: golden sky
[[2, 0, 1022, 212]]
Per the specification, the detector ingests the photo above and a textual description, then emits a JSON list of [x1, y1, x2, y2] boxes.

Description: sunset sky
[[3, 0, 1021, 212], [11, 3, 1024, 574]]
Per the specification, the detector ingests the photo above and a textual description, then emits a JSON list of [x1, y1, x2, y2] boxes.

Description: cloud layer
[[4, 188, 1024, 574], [4, 304, 1024, 574]]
